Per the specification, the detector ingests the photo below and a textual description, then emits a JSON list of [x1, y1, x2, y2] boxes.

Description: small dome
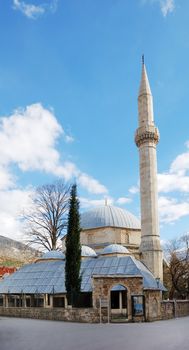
[[101, 244, 130, 256], [81, 245, 97, 258], [81, 205, 140, 230], [40, 250, 65, 260]]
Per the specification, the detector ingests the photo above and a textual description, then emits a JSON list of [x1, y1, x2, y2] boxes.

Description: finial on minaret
[[138, 55, 152, 97], [142, 54, 144, 65]]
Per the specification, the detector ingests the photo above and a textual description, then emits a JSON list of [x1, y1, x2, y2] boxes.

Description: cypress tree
[[65, 183, 81, 305]]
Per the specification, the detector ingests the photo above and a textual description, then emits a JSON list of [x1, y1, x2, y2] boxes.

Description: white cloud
[[53, 162, 78, 181], [51, 162, 108, 196], [116, 197, 132, 205], [129, 186, 139, 194], [160, 0, 175, 16], [80, 196, 132, 209], [158, 142, 189, 193], [77, 173, 108, 195], [13, 0, 45, 19], [170, 150, 189, 176], [158, 196, 189, 224], [142, 0, 175, 17], [157, 142, 189, 223], [0, 103, 107, 195], [0, 104, 62, 173], [12, 0, 58, 19], [158, 173, 189, 193], [64, 134, 74, 143], [0, 166, 15, 190], [0, 188, 33, 241], [80, 197, 114, 209]]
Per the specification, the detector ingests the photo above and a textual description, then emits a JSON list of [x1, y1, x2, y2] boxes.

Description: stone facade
[[62, 227, 141, 257], [92, 275, 144, 322]]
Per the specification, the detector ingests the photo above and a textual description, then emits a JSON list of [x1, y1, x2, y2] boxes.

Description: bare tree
[[164, 235, 189, 299], [24, 181, 70, 251]]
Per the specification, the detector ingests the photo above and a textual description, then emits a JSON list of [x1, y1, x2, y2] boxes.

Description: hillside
[[0, 235, 41, 267]]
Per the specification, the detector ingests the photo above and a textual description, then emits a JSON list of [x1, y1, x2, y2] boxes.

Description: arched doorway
[[110, 284, 127, 320]]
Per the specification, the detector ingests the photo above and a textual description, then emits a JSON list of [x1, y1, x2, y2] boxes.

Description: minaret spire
[[135, 59, 163, 281], [138, 59, 154, 128], [139, 61, 152, 97]]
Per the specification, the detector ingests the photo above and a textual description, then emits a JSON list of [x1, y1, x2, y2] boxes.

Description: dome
[[81, 245, 97, 258], [39, 250, 65, 261], [80, 205, 140, 230], [101, 244, 130, 255]]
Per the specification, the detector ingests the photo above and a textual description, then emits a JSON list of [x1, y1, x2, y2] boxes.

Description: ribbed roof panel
[[40, 250, 65, 260], [81, 205, 140, 230]]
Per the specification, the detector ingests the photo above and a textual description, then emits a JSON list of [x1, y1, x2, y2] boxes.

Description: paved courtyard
[[0, 316, 189, 350]]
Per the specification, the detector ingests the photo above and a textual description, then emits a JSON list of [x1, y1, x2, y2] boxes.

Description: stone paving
[[0, 316, 189, 350]]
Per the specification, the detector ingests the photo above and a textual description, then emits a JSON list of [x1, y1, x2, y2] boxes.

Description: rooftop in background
[[0, 266, 17, 279], [80, 205, 141, 230]]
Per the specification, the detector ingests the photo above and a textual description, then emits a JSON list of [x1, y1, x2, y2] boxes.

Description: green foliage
[[0, 259, 23, 268], [65, 184, 81, 304]]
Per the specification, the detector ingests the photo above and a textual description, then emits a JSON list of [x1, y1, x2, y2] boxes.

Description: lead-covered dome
[[101, 244, 130, 256], [81, 245, 97, 258], [37, 250, 65, 261], [80, 205, 140, 230]]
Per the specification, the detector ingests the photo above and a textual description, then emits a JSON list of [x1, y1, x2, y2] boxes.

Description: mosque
[[0, 60, 165, 322]]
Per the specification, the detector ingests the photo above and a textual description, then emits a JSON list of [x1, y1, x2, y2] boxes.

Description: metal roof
[[40, 251, 65, 260], [0, 256, 165, 294], [80, 205, 141, 230], [101, 244, 130, 255]]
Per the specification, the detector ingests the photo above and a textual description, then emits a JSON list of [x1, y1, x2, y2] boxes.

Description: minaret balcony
[[135, 125, 159, 147]]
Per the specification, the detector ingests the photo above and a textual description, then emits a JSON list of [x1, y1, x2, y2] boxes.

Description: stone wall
[[144, 290, 162, 321], [1, 300, 189, 323], [0, 307, 100, 323], [161, 300, 189, 320], [177, 300, 189, 317]]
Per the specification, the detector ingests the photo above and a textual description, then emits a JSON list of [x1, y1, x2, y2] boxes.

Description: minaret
[[135, 57, 163, 281]]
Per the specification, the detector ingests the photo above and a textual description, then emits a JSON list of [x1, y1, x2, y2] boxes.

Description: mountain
[[0, 235, 41, 267]]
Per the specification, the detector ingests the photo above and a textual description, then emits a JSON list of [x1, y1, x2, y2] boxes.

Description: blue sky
[[0, 0, 189, 243]]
